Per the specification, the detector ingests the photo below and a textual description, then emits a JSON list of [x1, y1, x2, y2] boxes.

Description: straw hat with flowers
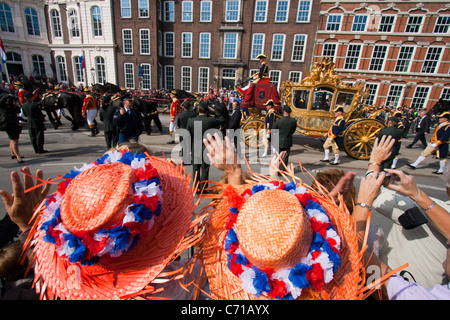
[[25, 150, 206, 300]]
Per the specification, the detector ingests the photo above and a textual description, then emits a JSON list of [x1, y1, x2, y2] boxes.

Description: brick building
[[313, 0, 450, 110]]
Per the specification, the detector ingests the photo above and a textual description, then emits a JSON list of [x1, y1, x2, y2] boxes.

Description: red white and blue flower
[[40, 150, 163, 266], [223, 181, 341, 300]]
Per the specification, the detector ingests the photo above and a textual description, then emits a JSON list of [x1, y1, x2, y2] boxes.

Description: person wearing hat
[[271, 104, 297, 168], [167, 90, 181, 144], [251, 54, 269, 84], [375, 116, 403, 170], [321, 105, 345, 165], [81, 88, 99, 137], [21, 91, 48, 154], [0, 94, 24, 163], [408, 111, 450, 174], [261, 99, 276, 158], [176, 100, 198, 162], [99, 94, 119, 149]]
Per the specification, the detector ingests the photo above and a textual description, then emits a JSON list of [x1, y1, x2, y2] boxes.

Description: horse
[[39, 91, 84, 130]]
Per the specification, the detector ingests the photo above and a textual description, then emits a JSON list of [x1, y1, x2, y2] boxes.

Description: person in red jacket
[[81, 88, 99, 137], [167, 90, 181, 144]]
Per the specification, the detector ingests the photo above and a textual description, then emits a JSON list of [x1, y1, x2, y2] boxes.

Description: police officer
[[99, 95, 118, 149], [21, 92, 47, 154], [321, 105, 345, 165], [272, 105, 297, 168]]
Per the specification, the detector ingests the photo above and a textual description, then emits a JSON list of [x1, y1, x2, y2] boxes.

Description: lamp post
[[90, 67, 95, 85]]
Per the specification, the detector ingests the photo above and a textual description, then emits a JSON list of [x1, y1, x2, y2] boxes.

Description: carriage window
[[292, 89, 309, 110], [336, 92, 354, 112], [313, 88, 333, 111]]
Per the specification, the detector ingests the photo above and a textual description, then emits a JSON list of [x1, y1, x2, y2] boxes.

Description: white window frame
[[251, 33, 265, 60], [50, 9, 62, 38], [225, 0, 240, 22], [68, 8, 80, 38], [223, 32, 238, 59], [74, 56, 84, 83], [275, 0, 290, 23], [405, 15, 423, 33], [296, 0, 311, 23], [182, 1, 193, 22], [369, 45, 388, 71], [56, 55, 68, 82], [411, 86, 431, 109], [92, 6, 102, 37], [124, 63, 134, 89], [95, 56, 106, 84], [289, 71, 302, 83], [122, 29, 133, 54], [386, 85, 404, 108], [164, 1, 175, 22], [254, 0, 268, 23], [395, 46, 415, 73], [164, 65, 175, 90], [181, 66, 192, 92], [140, 63, 151, 89], [326, 14, 342, 31], [271, 34, 286, 61], [378, 15, 395, 33], [421, 46, 443, 74], [139, 29, 150, 55], [322, 42, 338, 61], [198, 67, 209, 93], [291, 34, 307, 62], [344, 44, 362, 70], [434, 15, 450, 34], [121, 0, 132, 18], [181, 32, 192, 58], [364, 83, 379, 106], [352, 14, 368, 32], [199, 32, 211, 59], [200, 1, 212, 22], [164, 32, 175, 57], [269, 70, 282, 89], [25, 7, 40, 36], [139, 0, 149, 18]]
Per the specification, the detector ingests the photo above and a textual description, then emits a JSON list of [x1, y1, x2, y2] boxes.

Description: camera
[[398, 206, 428, 230]]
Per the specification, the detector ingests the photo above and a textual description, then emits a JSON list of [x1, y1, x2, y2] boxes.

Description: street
[[0, 112, 448, 220]]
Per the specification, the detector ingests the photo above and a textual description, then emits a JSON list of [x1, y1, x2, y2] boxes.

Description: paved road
[[0, 112, 448, 220]]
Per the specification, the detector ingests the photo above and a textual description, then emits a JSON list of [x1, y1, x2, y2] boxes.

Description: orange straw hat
[[25, 150, 202, 300], [201, 176, 366, 300]]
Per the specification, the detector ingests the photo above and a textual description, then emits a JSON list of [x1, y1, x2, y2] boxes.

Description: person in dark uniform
[[262, 99, 276, 157], [321, 105, 346, 165], [0, 94, 23, 163], [113, 98, 144, 145], [21, 92, 47, 154], [99, 95, 119, 149], [408, 111, 450, 174], [252, 54, 269, 83], [406, 108, 431, 149], [390, 111, 405, 169], [376, 116, 403, 171], [176, 100, 198, 162], [272, 105, 297, 169], [142, 101, 163, 135], [186, 102, 223, 193]]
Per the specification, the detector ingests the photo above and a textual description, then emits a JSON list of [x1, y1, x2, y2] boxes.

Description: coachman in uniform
[[252, 54, 269, 84], [262, 99, 276, 157], [408, 111, 450, 174], [167, 90, 181, 144], [321, 106, 345, 165]]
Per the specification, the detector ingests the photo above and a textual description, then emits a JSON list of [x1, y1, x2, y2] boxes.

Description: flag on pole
[[80, 55, 85, 69], [0, 37, 7, 63]]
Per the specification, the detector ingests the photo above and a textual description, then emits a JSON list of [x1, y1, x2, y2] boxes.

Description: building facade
[[0, 0, 52, 80], [313, 0, 450, 110]]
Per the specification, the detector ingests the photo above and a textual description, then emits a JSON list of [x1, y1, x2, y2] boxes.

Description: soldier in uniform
[[21, 92, 47, 154], [390, 110, 405, 169], [262, 99, 276, 157], [272, 105, 297, 168], [99, 95, 118, 150], [407, 111, 450, 174], [376, 116, 403, 170], [252, 54, 269, 83], [81, 88, 99, 137], [321, 105, 346, 165], [167, 90, 181, 144]]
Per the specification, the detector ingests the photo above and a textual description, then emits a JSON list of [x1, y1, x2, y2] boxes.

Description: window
[[395, 46, 414, 73], [140, 29, 150, 54], [326, 14, 342, 31], [0, 3, 14, 32], [411, 86, 430, 109], [139, 0, 149, 18], [182, 1, 193, 22], [122, 29, 133, 54], [199, 33, 211, 59], [364, 83, 379, 106], [271, 34, 286, 61], [378, 15, 395, 32], [289, 71, 302, 83], [68, 9, 80, 37], [386, 85, 403, 107], [292, 34, 307, 62], [296, 0, 311, 22], [181, 66, 192, 92], [223, 33, 238, 59], [74, 56, 84, 82], [158, 31, 162, 56], [121, 0, 131, 18], [251, 33, 265, 60], [181, 32, 192, 58], [25, 8, 40, 36], [164, 65, 174, 90], [369, 45, 387, 71], [32, 55, 45, 75], [198, 67, 209, 93], [322, 43, 337, 61], [269, 70, 281, 89], [352, 15, 367, 32], [92, 6, 102, 37], [56, 56, 68, 82], [344, 44, 362, 70], [434, 16, 450, 33], [164, 1, 175, 22], [405, 16, 423, 33], [422, 47, 442, 73], [124, 63, 134, 88], [95, 56, 106, 84], [164, 32, 174, 57], [141, 64, 151, 89], [441, 87, 450, 100], [254, 0, 268, 22], [200, 1, 212, 22], [50, 10, 62, 38], [275, 0, 289, 22], [225, 0, 240, 22]]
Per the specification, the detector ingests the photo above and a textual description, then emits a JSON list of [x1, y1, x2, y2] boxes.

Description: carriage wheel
[[343, 119, 385, 160], [242, 119, 265, 149]]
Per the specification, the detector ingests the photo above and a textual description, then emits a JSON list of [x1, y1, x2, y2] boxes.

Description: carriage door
[[221, 68, 236, 89]]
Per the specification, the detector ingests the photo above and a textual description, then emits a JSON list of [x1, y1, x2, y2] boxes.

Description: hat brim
[[201, 181, 364, 300], [30, 156, 195, 300]]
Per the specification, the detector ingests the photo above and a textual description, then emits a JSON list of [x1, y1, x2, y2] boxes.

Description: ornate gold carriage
[[241, 57, 386, 160]]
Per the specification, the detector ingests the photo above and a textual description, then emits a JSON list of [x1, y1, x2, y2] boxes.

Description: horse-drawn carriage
[[238, 57, 387, 160]]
